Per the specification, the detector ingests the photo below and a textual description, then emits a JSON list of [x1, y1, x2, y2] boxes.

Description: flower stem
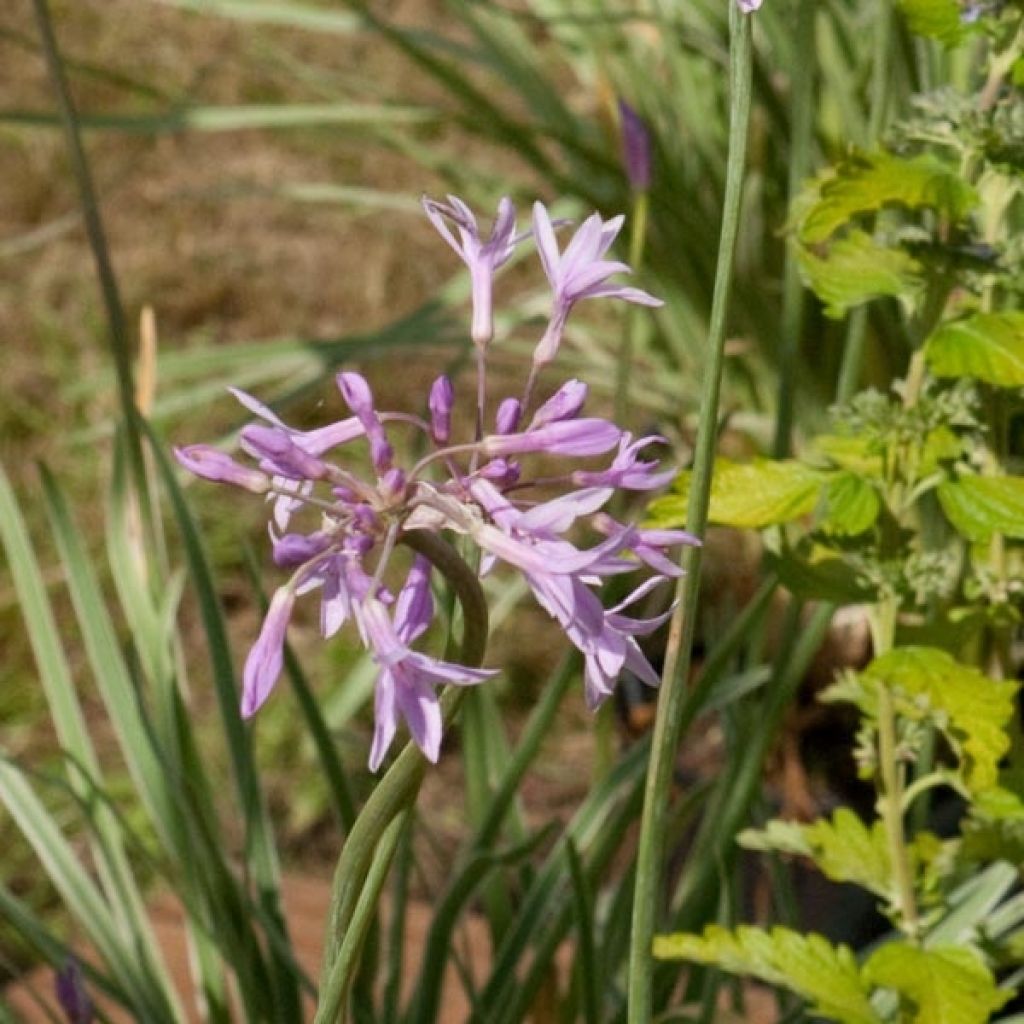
[[868, 595, 920, 937], [314, 530, 489, 1023], [626, 8, 754, 1022]]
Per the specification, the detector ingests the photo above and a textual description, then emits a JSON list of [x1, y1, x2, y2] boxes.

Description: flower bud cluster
[[176, 196, 697, 770]]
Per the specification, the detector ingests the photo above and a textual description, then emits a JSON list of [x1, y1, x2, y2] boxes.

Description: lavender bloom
[[178, 193, 686, 769], [423, 195, 520, 348], [174, 445, 270, 493], [55, 959, 93, 1024], [737, 0, 763, 9], [532, 202, 662, 369], [242, 585, 296, 717], [572, 433, 676, 491], [618, 99, 652, 192], [241, 425, 328, 481], [362, 591, 497, 769], [482, 418, 621, 457]]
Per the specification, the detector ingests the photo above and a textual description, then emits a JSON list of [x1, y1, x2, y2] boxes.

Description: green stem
[[627, 9, 754, 1022], [835, 0, 894, 402], [772, 0, 815, 458], [314, 530, 489, 1023], [868, 595, 919, 937]]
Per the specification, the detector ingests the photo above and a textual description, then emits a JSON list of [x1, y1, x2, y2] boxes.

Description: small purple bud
[[272, 531, 330, 568], [618, 100, 652, 192], [483, 418, 621, 457], [174, 445, 270, 493], [736, 0, 763, 9], [242, 586, 295, 717], [337, 371, 394, 473], [241, 425, 327, 481], [55, 959, 93, 1024], [529, 379, 588, 429], [337, 371, 374, 417], [429, 375, 454, 443], [380, 467, 407, 503], [478, 458, 521, 487], [495, 397, 522, 435]]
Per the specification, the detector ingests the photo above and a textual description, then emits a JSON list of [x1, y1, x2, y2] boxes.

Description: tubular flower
[[177, 194, 686, 770], [532, 202, 662, 370]]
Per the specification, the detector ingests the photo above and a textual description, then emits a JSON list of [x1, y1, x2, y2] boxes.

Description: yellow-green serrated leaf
[[799, 152, 977, 244], [813, 434, 884, 477], [646, 459, 828, 530], [798, 231, 923, 318], [654, 925, 878, 1024], [743, 810, 891, 898], [897, 0, 966, 46], [920, 425, 966, 474], [925, 313, 1024, 387], [823, 472, 881, 536], [864, 944, 1008, 1024], [937, 475, 1024, 542], [864, 647, 1019, 792]]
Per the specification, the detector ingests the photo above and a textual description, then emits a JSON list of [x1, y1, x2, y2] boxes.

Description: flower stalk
[[314, 530, 489, 1023], [627, 6, 754, 1021]]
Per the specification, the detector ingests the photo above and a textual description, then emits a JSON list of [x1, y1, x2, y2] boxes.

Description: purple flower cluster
[[176, 197, 696, 770]]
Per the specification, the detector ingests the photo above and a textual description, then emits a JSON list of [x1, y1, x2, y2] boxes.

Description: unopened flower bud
[[529, 379, 587, 429], [55, 959, 92, 1024], [429, 375, 454, 443], [618, 99, 652, 192], [174, 445, 270, 493], [495, 397, 522, 434]]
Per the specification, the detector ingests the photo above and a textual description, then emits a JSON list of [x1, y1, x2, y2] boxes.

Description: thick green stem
[[627, 9, 754, 1022], [314, 530, 489, 1023]]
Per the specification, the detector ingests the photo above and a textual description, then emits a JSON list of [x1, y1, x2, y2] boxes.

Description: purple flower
[[423, 195, 520, 348], [55, 959, 93, 1024], [177, 194, 693, 766], [242, 585, 296, 717], [571, 433, 676, 491], [338, 371, 393, 474], [429, 375, 454, 443], [532, 202, 662, 369], [174, 445, 270, 493], [495, 397, 522, 435], [241, 425, 328, 481], [528, 379, 588, 429], [362, 586, 496, 770], [482, 418, 621, 458], [737, 0, 763, 10], [618, 100, 652, 192]]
